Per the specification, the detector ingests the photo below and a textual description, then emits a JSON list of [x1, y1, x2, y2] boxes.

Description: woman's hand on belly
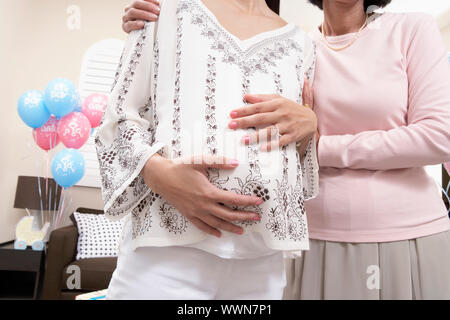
[[229, 80, 317, 153], [141, 154, 263, 238], [122, 0, 160, 33]]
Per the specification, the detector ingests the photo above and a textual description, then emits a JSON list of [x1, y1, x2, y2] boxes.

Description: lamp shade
[[14, 176, 62, 211]]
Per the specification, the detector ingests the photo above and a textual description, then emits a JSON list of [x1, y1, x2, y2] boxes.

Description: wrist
[[141, 154, 172, 186]]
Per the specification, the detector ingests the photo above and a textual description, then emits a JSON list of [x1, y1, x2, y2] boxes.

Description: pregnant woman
[[97, 0, 318, 299], [126, 0, 450, 299]]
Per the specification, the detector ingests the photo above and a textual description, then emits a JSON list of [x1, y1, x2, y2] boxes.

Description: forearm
[[318, 121, 450, 170]]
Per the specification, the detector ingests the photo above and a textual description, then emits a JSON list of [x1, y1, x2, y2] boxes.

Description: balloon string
[[47, 135, 52, 224], [45, 150, 49, 217], [57, 188, 73, 228], [56, 187, 73, 228], [37, 175, 44, 227], [48, 186, 52, 229], [64, 189, 73, 226], [35, 157, 44, 228], [53, 176, 58, 228], [56, 188, 66, 228]]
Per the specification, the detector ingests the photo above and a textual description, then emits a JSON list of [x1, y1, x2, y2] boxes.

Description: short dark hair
[[308, 0, 391, 11], [266, 0, 280, 14]]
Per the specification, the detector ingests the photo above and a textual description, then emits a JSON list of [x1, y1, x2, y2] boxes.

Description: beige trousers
[[284, 230, 450, 300]]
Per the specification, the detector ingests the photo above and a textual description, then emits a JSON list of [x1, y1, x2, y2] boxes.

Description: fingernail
[[216, 232, 221, 238], [231, 159, 239, 167], [236, 229, 244, 235], [252, 215, 260, 221], [242, 136, 250, 144], [256, 198, 264, 205], [230, 111, 238, 118], [229, 121, 238, 129]]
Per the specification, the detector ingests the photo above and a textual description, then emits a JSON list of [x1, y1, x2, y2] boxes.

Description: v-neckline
[[194, 0, 295, 50]]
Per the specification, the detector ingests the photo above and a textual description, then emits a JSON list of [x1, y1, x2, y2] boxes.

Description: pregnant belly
[[205, 129, 297, 222]]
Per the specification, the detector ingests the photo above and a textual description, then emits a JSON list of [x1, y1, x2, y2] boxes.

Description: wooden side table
[[0, 241, 46, 300]]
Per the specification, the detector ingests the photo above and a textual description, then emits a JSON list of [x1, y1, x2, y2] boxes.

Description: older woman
[[126, 0, 450, 300]]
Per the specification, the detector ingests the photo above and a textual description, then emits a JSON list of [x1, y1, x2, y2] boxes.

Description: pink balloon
[[57, 112, 91, 149], [32, 116, 60, 151], [82, 93, 108, 128]]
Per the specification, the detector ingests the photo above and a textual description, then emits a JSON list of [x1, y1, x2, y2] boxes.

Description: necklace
[[321, 14, 368, 51]]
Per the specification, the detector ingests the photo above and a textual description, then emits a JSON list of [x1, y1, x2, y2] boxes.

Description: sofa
[[41, 208, 117, 300]]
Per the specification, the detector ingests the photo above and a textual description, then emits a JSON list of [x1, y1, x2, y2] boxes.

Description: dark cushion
[[62, 257, 117, 291]]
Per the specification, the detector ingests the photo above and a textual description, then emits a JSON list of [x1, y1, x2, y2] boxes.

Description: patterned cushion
[[73, 211, 124, 260]]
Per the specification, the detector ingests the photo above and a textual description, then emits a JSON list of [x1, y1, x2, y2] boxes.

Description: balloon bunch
[[18, 78, 107, 228]]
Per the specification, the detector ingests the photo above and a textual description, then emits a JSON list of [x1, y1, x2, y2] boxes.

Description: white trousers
[[107, 220, 286, 300]]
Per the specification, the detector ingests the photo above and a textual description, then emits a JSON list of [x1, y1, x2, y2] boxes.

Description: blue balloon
[[44, 78, 78, 117], [17, 90, 51, 128], [51, 148, 85, 188]]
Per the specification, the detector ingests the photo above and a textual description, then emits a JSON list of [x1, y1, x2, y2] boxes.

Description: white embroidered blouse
[[95, 0, 319, 257]]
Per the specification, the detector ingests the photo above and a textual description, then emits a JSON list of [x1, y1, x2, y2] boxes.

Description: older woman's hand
[[122, 0, 160, 33], [229, 80, 317, 152]]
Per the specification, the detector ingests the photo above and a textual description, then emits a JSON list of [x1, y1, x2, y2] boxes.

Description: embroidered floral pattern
[[171, 16, 183, 158], [158, 14, 189, 234], [205, 55, 218, 156], [96, 120, 153, 217], [151, 40, 160, 145], [231, 171, 270, 226], [301, 139, 317, 199], [116, 24, 149, 115], [295, 57, 304, 104], [266, 73, 309, 241], [129, 40, 165, 238], [305, 42, 317, 81], [132, 196, 151, 238], [111, 52, 124, 93], [267, 73, 289, 240], [138, 97, 152, 119], [231, 70, 267, 226], [295, 49, 318, 200], [179, 0, 302, 77], [159, 202, 188, 234], [204, 54, 229, 189]]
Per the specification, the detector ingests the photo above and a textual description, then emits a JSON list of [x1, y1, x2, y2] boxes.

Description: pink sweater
[[308, 12, 450, 242]]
